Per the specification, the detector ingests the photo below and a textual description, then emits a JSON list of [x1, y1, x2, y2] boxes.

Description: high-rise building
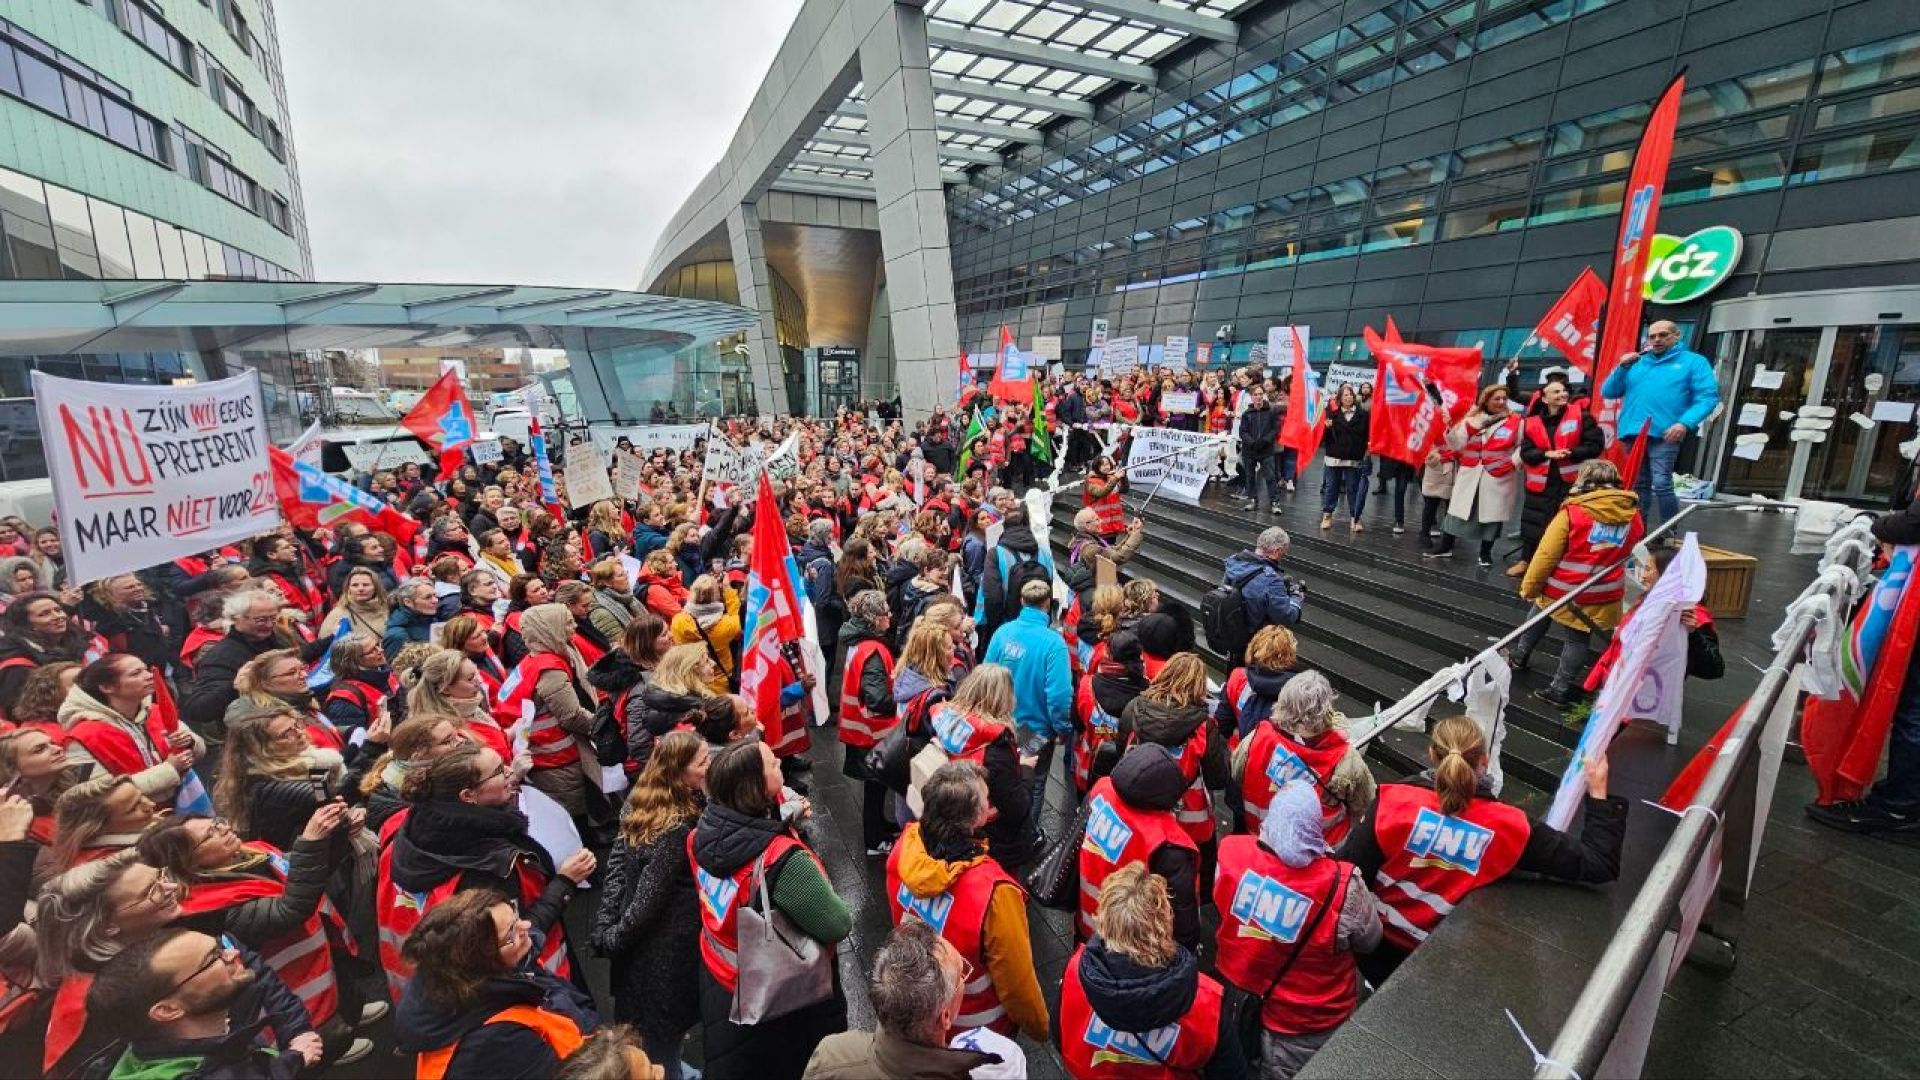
[[375, 347, 528, 395], [648, 0, 1920, 507]]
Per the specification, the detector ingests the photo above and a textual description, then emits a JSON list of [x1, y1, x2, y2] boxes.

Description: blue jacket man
[[982, 582, 1073, 741], [1221, 526, 1304, 652], [1601, 320, 1720, 522]]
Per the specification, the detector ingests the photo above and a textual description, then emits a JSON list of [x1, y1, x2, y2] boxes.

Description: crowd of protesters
[[0, 336, 1765, 1080]]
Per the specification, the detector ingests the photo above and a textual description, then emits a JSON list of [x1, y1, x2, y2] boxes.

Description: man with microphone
[[1600, 320, 1719, 524]]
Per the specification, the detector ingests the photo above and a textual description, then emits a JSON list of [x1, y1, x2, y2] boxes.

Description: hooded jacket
[[382, 606, 435, 661], [979, 525, 1049, 632], [1121, 695, 1229, 793], [625, 683, 708, 772], [1213, 665, 1292, 739], [1221, 550, 1302, 634], [889, 824, 1047, 1039], [390, 801, 576, 939], [982, 606, 1072, 740], [1521, 488, 1643, 631], [56, 685, 191, 799], [689, 803, 851, 947], [630, 523, 670, 561], [1238, 401, 1278, 453], [1109, 747, 1201, 947], [392, 964, 599, 1079], [837, 618, 897, 719], [1073, 934, 1243, 1080], [183, 628, 329, 736]]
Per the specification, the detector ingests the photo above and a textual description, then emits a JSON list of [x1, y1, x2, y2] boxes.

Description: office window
[[1529, 179, 1623, 225], [1665, 150, 1786, 204], [124, 212, 162, 277], [1820, 30, 1920, 94], [1816, 85, 1920, 130], [1440, 194, 1529, 239], [1788, 123, 1920, 184], [113, 0, 196, 81], [87, 198, 135, 279], [44, 186, 98, 279], [1, 28, 171, 165]]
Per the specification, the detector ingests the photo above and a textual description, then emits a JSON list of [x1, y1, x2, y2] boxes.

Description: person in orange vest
[[1511, 376, 1604, 577], [1059, 862, 1239, 1079], [1347, 715, 1626, 983], [886, 761, 1049, 1042], [838, 590, 900, 855], [394, 889, 599, 1079], [1427, 384, 1524, 567], [1082, 457, 1131, 540], [689, 739, 850, 1079], [1214, 782, 1380, 1079], [1077, 744, 1202, 949], [1230, 671, 1372, 846], [137, 806, 381, 1066], [1510, 460, 1646, 706]]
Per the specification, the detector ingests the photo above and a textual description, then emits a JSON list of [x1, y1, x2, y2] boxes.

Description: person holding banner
[[1426, 385, 1523, 567]]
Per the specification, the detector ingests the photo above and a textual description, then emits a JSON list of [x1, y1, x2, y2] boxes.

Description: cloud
[[275, 0, 802, 288]]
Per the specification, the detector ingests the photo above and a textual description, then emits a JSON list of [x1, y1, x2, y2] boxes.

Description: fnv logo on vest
[[1083, 794, 1134, 864], [1406, 807, 1495, 874], [1587, 521, 1629, 548], [1264, 744, 1316, 790], [1228, 871, 1313, 942], [1089, 703, 1119, 737], [696, 867, 739, 922], [933, 707, 976, 756], [1086, 1014, 1181, 1068], [896, 885, 954, 933]]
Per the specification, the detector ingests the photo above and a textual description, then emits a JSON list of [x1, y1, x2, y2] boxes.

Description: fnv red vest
[[885, 832, 1021, 1034], [930, 703, 1010, 766], [1076, 777, 1197, 939], [1371, 784, 1529, 951], [1083, 480, 1127, 536], [177, 843, 354, 1025], [1522, 404, 1587, 494], [1211, 836, 1357, 1036], [838, 639, 897, 749], [1460, 414, 1521, 479], [1542, 503, 1645, 608], [496, 653, 580, 769], [1059, 945, 1222, 1079], [1238, 721, 1354, 847], [570, 631, 607, 666], [689, 832, 818, 993], [1164, 724, 1214, 844], [416, 1003, 585, 1080], [1073, 673, 1123, 794]]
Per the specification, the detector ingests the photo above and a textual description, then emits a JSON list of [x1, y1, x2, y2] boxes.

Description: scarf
[[686, 599, 725, 633], [323, 594, 388, 638]]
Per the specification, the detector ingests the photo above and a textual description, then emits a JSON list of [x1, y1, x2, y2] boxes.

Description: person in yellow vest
[[395, 889, 599, 1079], [1058, 862, 1241, 1079], [1510, 375, 1603, 577], [1510, 460, 1646, 707]]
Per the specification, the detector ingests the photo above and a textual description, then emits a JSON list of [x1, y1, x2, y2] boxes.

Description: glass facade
[[943, 1, 1920, 377]]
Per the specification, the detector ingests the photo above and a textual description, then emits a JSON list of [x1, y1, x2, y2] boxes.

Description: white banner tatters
[[1124, 426, 1218, 505]]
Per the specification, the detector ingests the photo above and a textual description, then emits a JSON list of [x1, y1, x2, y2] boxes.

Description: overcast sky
[[276, 0, 803, 289]]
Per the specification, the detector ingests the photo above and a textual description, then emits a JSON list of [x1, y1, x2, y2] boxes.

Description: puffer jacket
[[1107, 747, 1202, 947], [625, 683, 707, 772], [1120, 694, 1229, 800], [1074, 934, 1242, 1080], [56, 685, 192, 799], [1521, 487, 1644, 632]]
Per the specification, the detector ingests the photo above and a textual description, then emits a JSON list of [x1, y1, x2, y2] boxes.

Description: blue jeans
[[1321, 464, 1368, 518], [1279, 447, 1299, 484], [1633, 436, 1681, 523], [1869, 650, 1920, 814]]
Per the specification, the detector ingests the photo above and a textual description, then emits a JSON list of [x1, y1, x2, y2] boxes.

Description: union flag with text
[[399, 369, 479, 478]]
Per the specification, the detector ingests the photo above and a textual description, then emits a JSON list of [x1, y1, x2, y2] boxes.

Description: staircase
[[1049, 493, 1581, 796]]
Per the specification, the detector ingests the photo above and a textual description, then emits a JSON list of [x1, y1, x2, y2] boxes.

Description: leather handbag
[[730, 849, 835, 1025], [1024, 798, 1094, 911]]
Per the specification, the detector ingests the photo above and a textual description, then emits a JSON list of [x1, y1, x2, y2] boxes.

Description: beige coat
[[1445, 414, 1521, 524]]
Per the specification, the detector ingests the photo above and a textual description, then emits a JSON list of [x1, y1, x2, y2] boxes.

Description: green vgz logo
[[1642, 226, 1743, 305]]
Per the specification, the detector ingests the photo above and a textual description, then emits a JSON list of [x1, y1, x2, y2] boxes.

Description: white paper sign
[[35, 369, 280, 586], [1266, 325, 1309, 372], [1090, 318, 1110, 349], [1124, 426, 1219, 506], [1850, 411, 1877, 430], [611, 449, 645, 502], [1800, 405, 1836, 419], [1326, 361, 1376, 394], [702, 437, 760, 489], [1788, 429, 1826, 443], [1751, 366, 1785, 390], [341, 440, 431, 471], [1161, 390, 1199, 414], [1736, 403, 1768, 428], [1101, 336, 1141, 378], [468, 438, 504, 465], [1873, 400, 1917, 423], [520, 786, 585, 874], [1732, 441, 1765, 461], [1031, 335, 1062, 361], [563, 441, 615, 508], [1165, 335, 1190, 369], [590, 422, 708, 456]]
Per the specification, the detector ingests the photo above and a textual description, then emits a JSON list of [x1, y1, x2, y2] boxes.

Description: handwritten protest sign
[[1124, 426, 1218, 505], [564, 441, 614, 508], [36, 369, 279, 585], [612, 449, 645, 502], [1101, 336, 1141, 378]]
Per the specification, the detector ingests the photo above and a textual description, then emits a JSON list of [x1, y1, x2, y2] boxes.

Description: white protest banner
[[1031, 335, 1062, 361], [287, 420, 324, 469], [35, 369, 279, 586], [563, 440, 615, 508], [1101, 335, 1140, 378], [1267, 325, 1309, 371], [597, 422, 709, 456], [469, 438, 504, 466], [702, 437, 760, 489], [1090, 318, 1110, 349], [1161, 390, 1200, 414], [1124, 426, 1217, 506], [1165, 335, 1191, 369], [1546, 535, 1707, 829], [765, 432, 801, 481], [611, 449, 645, 502], [340, 439, 430, 472], [1326, 361, 1376, 394]]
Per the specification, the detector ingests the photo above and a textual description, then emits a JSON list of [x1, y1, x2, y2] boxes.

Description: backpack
[[1203, 565, 1265, 659], [999, 550, 1052, 624], [588, 684, 637, 767]]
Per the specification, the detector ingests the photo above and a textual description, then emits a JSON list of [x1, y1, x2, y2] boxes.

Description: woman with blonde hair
[[594, 730, 709, 1077], [670, 575, 741, 693], [212, 704, 344, 851], [916, 664, 1032, 867], [1058, 862, 1237, 1077], [586, 500, 628, 561], [1074, 583, 1126, 672], [439, 613, 506, 696], [1121, 653, 1229, 853], [1233, 669, 1373, 845], [1216, 624, 1298, 740], [1349, 715, 1626, 981], [49, 773, 160, 868], [1511, 457, 1646, 706], [627, 643, 718, 772], [405, 647, 513, 761], [319, 566, 389, 639]]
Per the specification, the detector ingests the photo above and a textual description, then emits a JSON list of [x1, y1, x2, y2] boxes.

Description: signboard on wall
[[1090, 318, 1110, 349], [1643, 226, 1743, 305]]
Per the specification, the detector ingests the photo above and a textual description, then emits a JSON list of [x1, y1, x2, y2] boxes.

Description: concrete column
[[858, 2, 961, 426], [726, 202, 791, 416]]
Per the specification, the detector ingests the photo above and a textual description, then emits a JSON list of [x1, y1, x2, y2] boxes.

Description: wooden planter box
[[1697, 544, 1757, 619]]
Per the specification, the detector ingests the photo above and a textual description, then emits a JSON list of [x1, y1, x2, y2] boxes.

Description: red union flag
[[988, 324, 1032, 404], [1533, 267, 1607, 377], [1363, 327, 1483, 466], [399, 369, 478, 477], [1593, 73, 1687, 441]]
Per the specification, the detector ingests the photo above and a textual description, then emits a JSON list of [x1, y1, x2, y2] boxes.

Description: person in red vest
[[1059, 861, 1238, 1079], [1119, 654, 1228, 860], [1076, 744, 1201, 949], [1511, 376, 1604, 577], [1214, 782, 1381, 1079], [886, 761, 1049, 1042], [137, 806, 381, 1066], [378, 743, 595, 1007], [0, 592, 102, 709], [1427, 384, 1524, 567], [917, 666, 1034, 869], [57, 653, 202, 805], [498, 605, 601, 829], [248, 534, 327, 625], [1230, 671, 1372, 846], [1347, 716, 1626, 982], [1081, 457, 1131, 540], [1511, 459, 1647, 706], [394, 889, 599, 1078], [688, 738, 850, 1079], [319, 633, 397, 739], [838, 590, 900, 855]]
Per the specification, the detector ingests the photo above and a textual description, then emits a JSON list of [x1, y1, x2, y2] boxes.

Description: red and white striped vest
[[885, 830, 1022, 1035]]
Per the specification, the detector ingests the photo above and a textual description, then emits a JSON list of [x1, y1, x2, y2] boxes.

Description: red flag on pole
[[1279, 340, 1326, 468], [1592, 73, 1687, 444], [1532, 267, 1607, 379], [988, 325, 1033, 404], [399, 369, 479, 478], [1363, 327, 1483, 466], [1616, 418, 1654, 488], [270, 445, 420, 545], [1384, 315, 1405, 345]]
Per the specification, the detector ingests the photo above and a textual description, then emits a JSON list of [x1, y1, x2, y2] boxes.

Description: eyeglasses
[[116, 867, 180, 915], [475, 763, 509, 786], [194, 818, 234, 846], [165, 934, 237, 999]]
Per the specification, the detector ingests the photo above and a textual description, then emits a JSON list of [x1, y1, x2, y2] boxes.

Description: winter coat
[[1521, 488, 1645, 632], [981, 607, 1072, 740], [1073, 934, 1243, 1080], [587, 588, 645, 643], [80, 599, 173, 669], [630, 523, 670, 561], [626, 683, 707, 773], [1106, 747, 1202, 947], [593, 820, 701, 1039], [241, 776, 326, 852], [671, 592, 742, 692], [635, 571, 688, 620], [0, 629, 90, 705], [1445, 414, 1521, 525], [1420, 445, 1458, 499], [1121, 695, 1229, 794], [1517, 404, 1606, 546], [1221, 551, 1303, 632], [391, 801, 577, 948], [174, 835, 344, 950], [978, 525, 1052, 635], [183, 628, 330, 736], [804, 1027, 1000, 1080], [1212, 665, 1293, 739], [56, 686, 198, 799], [97, 960, 313, 1080], [1321, 407, 1371, 464], [382, 606, 435, 661], [837, 619, 897, 718], [1238, 402, 1278, 454], [393, 964, 599, 1079]]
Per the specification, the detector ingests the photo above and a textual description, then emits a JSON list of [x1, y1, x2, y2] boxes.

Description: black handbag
[[1025, 798, 1095, 911], [1231, 869, 1343, 1060]]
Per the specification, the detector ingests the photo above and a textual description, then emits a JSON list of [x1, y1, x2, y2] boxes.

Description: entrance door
[[1716, 328, 1823, 499], [1802, 325, 1920, 507]]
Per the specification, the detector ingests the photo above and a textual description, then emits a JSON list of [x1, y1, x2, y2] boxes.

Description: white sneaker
[[357, 1000, 391, 1027], [333, 1038, 375, 1067]]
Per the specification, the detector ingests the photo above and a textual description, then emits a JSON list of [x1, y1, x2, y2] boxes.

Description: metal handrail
[[1531, 521, 1880, 1078]]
